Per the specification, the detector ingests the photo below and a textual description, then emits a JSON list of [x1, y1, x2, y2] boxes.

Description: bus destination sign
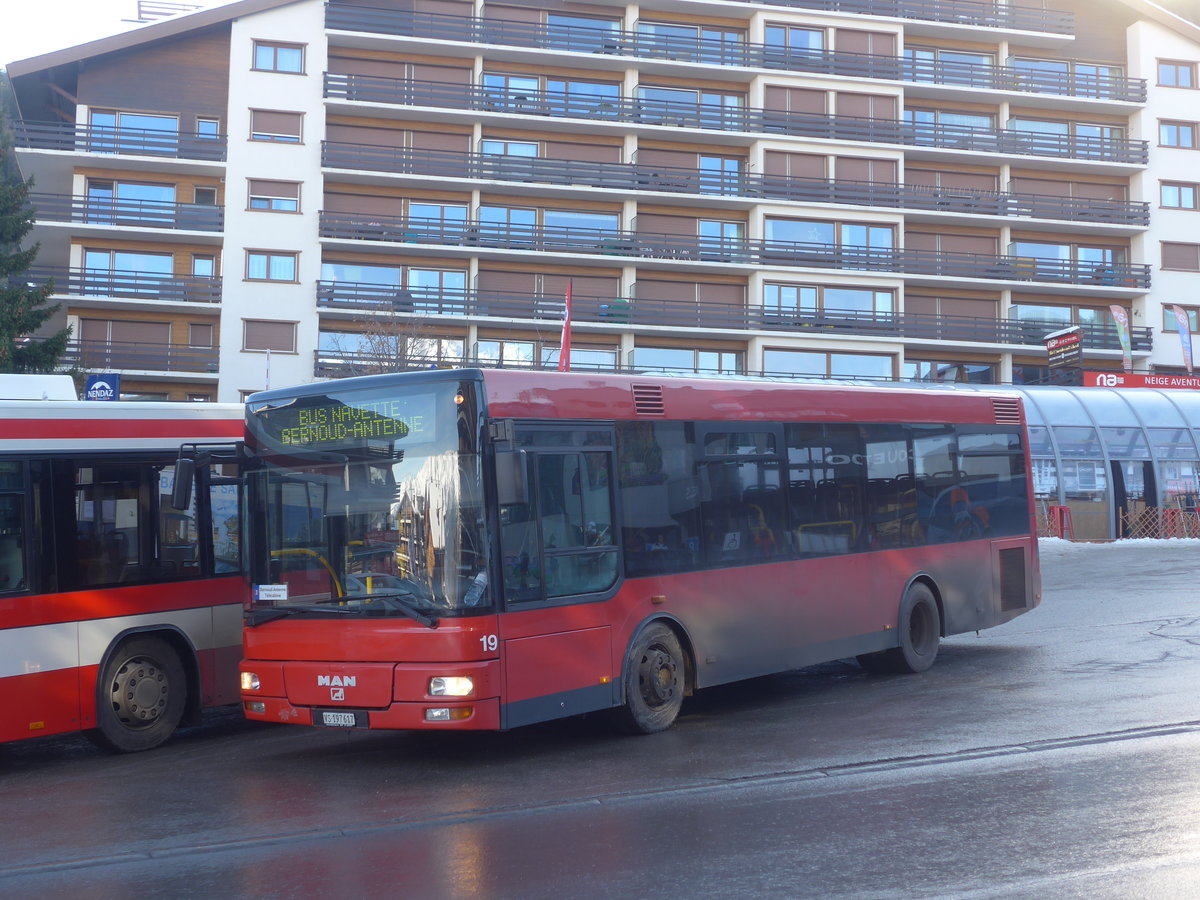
[[272, 393, 437, 449]]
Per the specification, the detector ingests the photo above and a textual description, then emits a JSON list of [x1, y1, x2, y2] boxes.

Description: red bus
[[0, 379, 244, 752], [240, 369, 1039, 734]]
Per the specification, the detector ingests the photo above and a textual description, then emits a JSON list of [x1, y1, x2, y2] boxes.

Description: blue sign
[[85, 374, 121, 401]]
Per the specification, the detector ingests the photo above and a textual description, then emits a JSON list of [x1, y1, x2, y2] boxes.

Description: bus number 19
[[479, 634, 498, 652]]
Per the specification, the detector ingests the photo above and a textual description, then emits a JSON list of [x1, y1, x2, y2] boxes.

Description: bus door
[[495, 425, 619, 729]]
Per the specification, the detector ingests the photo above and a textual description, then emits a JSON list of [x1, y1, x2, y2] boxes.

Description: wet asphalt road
[[2, 539, 1199, 899]]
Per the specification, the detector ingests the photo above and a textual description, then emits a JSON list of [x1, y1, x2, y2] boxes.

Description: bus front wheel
[[87, 636, 188, 753], [616, 622, 685, 734], [857, 582, 941, 675]]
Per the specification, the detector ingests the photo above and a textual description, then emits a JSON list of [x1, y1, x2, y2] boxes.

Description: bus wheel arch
[[86, 629, 195, 753], [858, 577, 943, 675], [614, 617, 693, 735]]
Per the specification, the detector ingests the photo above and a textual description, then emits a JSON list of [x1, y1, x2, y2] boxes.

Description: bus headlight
[[241, 671, 261, 691], [429, 676, 474, 697]]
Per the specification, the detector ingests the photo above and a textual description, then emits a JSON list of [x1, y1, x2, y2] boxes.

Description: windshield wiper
[[338, 590, 440, 628], [246, 603, 368, 627], [246, 593, 440, 629]]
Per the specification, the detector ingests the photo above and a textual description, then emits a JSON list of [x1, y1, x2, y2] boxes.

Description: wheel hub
[[109, 656, 169, 727], [641, 648, 678, 707]]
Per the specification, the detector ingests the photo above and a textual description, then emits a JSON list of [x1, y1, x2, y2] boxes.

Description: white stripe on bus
[[0, 604, 242, 680]]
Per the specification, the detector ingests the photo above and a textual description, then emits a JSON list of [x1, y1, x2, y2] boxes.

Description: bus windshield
[[245, 380, 488, 617]]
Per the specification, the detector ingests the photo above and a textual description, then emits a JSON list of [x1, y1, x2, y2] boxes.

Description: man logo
[[330, 688, 345, 701], [317, 675, 356, 687]]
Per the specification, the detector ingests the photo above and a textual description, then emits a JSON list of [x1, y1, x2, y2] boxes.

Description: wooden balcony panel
[[11, 121, 227, 162], [25, 266, 223, 304], [28, 192, 223, 232], [324, 75, 1148, 165]]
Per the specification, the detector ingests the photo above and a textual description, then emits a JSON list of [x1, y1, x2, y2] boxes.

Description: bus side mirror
[[496, 450, 528, 507], [172, 457, 196, 510]]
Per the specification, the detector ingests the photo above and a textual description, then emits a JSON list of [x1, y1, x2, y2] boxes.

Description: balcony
[[720, 0, 1073, 34], [315, 285, 1149, 353], [10, 121, 228, 162], [325, 6, 1130, 101], [63, 340, 219, 376], [322, 142, 1151, 227], [25, 266, 223, 304], [318, 213, 1152, 290], [323, 75, 1148, 166], [326, 0, 1073, 38], [62, 339, 220, 374], [28, 192, 224, 232]]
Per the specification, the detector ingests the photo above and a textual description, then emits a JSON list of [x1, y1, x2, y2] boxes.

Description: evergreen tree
[[0, 115, 71, 373]]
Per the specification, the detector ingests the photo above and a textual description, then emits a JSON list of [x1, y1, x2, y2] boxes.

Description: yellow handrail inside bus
[[271, 548, 344, 598]]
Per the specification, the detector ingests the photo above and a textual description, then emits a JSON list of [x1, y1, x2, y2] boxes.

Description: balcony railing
[[326, 6, 1126, 100], [24, 266, 223, 304], [62, 339, 220, 373], [720, 0, 1074, 34], [327, 0, 1074, 38], [323, 75, 1148, 165], [315, 283, 1150, 352], [28, 192, 224, 232], [322, 142, 1150, 227], [10, 121, 228, 162], [317, 214, 1152, 289]]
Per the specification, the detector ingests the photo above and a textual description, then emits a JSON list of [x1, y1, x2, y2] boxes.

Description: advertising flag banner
[[1109, 305, 1132, 372], [1172, 305, 1194, 375], [557, 282, 572, 372]]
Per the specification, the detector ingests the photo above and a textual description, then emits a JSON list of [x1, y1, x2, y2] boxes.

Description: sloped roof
[[6, 0, 297, 77], [6, 0, 1200, 81]]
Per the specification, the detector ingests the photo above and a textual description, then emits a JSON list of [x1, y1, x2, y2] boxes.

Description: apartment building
[[4, 0, 1199, 401]]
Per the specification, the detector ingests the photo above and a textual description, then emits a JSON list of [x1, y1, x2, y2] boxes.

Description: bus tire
[[615, 622, 685, 734], [87, 636, 188, 753], [858, 583, 941, 675]]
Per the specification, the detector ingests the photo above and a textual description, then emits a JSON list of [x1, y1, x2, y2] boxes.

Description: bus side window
[[0, 463, 26, 591], [499, 454, 541, 602], [157, 465, 200, 577], [75, 464, 142, 587]]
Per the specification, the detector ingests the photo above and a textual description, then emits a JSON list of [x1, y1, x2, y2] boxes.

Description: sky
[[2, 0, 238, 70]]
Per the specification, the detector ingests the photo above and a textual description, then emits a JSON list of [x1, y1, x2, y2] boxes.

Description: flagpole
[[558, 281, 573, 372]]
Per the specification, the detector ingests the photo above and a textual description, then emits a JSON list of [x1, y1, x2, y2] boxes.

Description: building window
[[189, 323, 215, 347], [903, 359, 996, 383], [194, 186, 217, 205], [250, 109, 303, 143], [763, 283, 894, 317], [1161, 182, 1199, 209], [253, 40, 305, 74], [196, 117, 220, 140], [246, 250, 298, 282], [1162, 242, 1200, 271], [1158, 60, 1196, 88], [243, 319, 297, 352], [763, 348, 894, 380], [632, 346, 742, 375], [1162, 307, 1200, 332], [1159, 120, 1198, 148], [248, 179, 300, 212], [192, 255, 216, 278]]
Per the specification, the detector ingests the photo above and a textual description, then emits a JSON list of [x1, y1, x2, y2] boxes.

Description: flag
[[558, 282, 572, 372], [1109, 305, 1132, 372], [1172, 305, 1194, 375]]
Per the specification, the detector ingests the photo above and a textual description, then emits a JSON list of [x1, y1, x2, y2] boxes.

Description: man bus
[[0, 376, 243, 752], [239, 369, 1039, 734]]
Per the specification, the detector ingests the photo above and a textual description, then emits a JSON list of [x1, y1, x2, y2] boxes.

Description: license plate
[[320, 711, 359, 727]]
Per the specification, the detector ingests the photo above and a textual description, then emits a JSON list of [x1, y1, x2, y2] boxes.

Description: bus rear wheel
[[616, 622, 685, 734], [857, 583, 941, 675], [87, 636, 187, 753]]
